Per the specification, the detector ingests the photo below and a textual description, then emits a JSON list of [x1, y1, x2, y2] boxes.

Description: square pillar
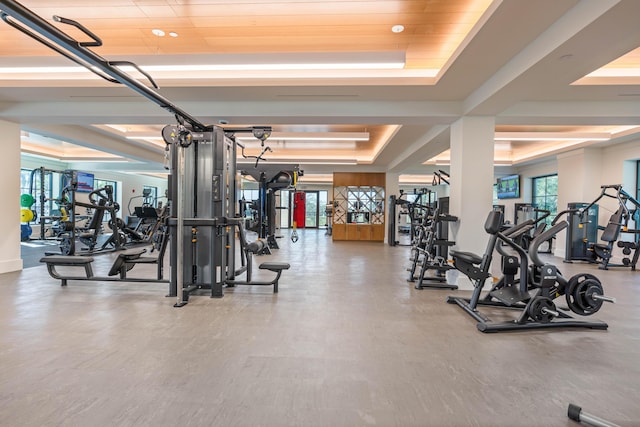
[[0, 119, 23, 273], [449, 116, 495, 258]]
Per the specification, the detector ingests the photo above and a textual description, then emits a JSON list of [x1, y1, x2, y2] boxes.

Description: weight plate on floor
[[528, 296, 556, 323]]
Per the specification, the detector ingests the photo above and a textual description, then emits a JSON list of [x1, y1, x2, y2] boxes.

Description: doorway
[[305, 191, 318, 228], [279, 190, 328, 229]]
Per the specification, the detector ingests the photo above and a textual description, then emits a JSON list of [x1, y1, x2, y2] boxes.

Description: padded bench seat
[[259, 262, 290, 272], [259, 262, 291, 293], [449, 250, 491, 281], [40, 255, 94, 265], [450, 250, 482, 265], [40, 255, 95, 284]]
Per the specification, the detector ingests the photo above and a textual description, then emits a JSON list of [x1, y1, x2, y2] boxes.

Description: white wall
[[1, 120, 22, 273]]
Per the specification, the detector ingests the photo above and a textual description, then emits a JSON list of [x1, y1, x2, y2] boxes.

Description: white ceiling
[[1, 0, 639, 181]]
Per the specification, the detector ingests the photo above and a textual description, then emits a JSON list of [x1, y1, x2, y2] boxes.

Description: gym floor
[[1, 229, 639, 426]]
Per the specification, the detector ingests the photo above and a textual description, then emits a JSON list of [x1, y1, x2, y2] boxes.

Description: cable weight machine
[[1, 1, 287, 306], [163, 124, 241, 306]]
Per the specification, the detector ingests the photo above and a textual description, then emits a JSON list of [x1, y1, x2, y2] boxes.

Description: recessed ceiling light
[[151, 29, 165, 37], [169, 32, 178, 38], [391, 25, 404, 33]]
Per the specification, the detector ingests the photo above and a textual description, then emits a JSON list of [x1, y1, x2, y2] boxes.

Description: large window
[[532, 174, 558, 225]]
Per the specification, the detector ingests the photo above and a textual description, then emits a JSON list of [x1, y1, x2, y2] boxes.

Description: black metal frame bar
[[0, 0, 207, 131]]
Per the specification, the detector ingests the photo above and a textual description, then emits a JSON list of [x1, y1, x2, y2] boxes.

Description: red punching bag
[[293, 192, 306, 229]]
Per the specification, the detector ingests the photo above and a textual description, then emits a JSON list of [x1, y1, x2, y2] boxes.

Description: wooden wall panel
[[333, 172, 385, 187]]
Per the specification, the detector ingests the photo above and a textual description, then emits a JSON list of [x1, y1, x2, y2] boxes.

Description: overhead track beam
[[0, 0, 207, 131]]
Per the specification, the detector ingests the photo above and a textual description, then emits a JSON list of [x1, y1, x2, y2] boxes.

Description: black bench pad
[[40, 256, 94, 265], [259, 262, 290, 272], [450, 250, 482, 265]]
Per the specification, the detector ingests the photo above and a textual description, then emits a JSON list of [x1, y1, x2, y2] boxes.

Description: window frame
[[531, 174, 558, 225]]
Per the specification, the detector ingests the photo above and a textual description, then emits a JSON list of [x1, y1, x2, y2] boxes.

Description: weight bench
[[226, 226, 290, 293], [257, 262, 291, 293], [40, 247, 166, 286], [40, 255, 95, 286]]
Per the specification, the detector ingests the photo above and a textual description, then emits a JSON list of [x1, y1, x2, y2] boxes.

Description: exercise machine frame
[[446, 211, 611, 333]]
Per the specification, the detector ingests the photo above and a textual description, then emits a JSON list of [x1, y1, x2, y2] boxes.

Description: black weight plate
[[60, 237, 74, 256], [581, 280, 604, 315], [528, 296, 556, 323], [569, 277, 604, 315], [565, 273, 601, 315]]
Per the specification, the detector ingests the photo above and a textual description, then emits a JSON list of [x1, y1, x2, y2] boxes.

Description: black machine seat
[[594, 209, 623, 250], [484, 210, 503, 235], [40, 255, 94, 266], [259, 262, 290, 272], [589, 208, 624, 269], [450, 249, 491, 281], [450, 250, 482, 265], [107, 248, 147, 277]]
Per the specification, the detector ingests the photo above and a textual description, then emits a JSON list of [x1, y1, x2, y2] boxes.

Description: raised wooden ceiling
[[0, 0, 493, 69]]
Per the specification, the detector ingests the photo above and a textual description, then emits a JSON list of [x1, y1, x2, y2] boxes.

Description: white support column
[[384, 172, 399, 244], [0, 119, 23, 273], [449, 116, 495, 273]]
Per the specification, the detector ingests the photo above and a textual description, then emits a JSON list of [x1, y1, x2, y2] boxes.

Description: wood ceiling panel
[[194, 25, 411, 38], [2, 0, 491, 70], [168, 2, 418, 17], [26, 6, 150, 19], [187, 13, 446, 28]]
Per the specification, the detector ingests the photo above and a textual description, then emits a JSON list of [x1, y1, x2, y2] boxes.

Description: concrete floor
[[1, 229, 639, 426]]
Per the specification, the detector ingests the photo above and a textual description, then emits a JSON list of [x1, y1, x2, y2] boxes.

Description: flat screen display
[[496, 174, 520, 199], [76, 171, 95, 193]]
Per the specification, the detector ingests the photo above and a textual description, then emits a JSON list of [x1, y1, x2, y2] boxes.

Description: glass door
[[318, 190, 328, 227], [305, 191, 318, 228], [279, 190, 291, 229]]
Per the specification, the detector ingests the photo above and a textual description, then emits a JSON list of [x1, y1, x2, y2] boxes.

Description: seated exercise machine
[[588, 208, 624, 269], [570, 185, 640, 270], [225, 221, 290, 293], [446, 210, 614, 333], [588, 207, 639, 270]]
